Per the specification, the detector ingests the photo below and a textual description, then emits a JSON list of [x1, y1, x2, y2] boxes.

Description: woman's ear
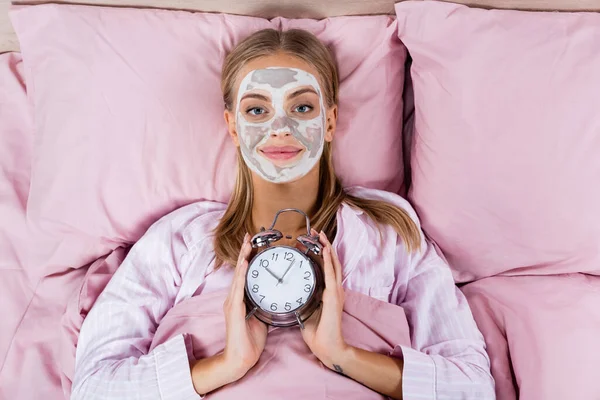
[[324, 105, 338, 142], [224, 109, 240, 147]]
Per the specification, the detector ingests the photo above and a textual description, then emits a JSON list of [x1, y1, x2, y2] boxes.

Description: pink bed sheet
[[462, 274, 600, 400]]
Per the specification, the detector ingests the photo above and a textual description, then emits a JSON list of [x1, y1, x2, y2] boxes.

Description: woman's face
[[225, 53, 337, 184]]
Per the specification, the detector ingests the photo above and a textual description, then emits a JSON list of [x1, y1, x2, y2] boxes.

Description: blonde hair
[[214, 29, 420, 268]]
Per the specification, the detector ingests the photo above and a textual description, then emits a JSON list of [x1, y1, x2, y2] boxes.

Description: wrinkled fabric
[[150, 289, 410, 399], [69, 187, 493, 400]]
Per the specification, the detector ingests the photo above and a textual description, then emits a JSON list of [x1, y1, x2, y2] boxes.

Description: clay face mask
[[235, 67, 326, 183]]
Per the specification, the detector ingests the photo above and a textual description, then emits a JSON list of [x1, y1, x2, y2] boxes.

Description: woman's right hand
[[190, 234, 268, 395], [222, 233, 268, 379]]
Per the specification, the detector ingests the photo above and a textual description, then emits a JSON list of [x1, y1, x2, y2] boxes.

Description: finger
[[320, 231, 342, 287], [233, 258, 250, 304], [322, 246, 336, 291], [319, 231, 340, 285], [329, 245, 343, 287], [237, 233, 252, 265], [318, 230, 329, 247], [229, 237, 251, 302], [234, 239, 251, 283]]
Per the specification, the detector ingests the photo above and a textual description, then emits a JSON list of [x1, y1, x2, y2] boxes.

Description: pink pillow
[[0, 51, 114, 282], [395, 1, 600, 282], [462, 274, 600, 399], [0, 52, 31, 271], [11, 4, 407, 250]]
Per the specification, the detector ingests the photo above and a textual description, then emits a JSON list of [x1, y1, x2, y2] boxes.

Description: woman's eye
[[294, 105, 313, 113], [247, 107, 266, 116]]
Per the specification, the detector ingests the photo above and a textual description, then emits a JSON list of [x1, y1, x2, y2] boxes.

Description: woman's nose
[[270, 117, 292, 136], [270, 130, 291, 137]]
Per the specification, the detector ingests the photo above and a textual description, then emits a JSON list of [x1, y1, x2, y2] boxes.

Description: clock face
[[246, 246, 316, 314]]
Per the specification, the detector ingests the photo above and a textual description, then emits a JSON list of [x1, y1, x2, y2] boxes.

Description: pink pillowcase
[[10, 4, 407, 251], [395, 1, 600, 282], [462, 274, 600, 400]]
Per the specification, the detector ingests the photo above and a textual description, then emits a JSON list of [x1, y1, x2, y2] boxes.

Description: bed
[[1, 0, 600, 399]]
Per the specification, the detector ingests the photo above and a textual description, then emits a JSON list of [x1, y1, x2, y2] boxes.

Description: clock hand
[[264, 265, 282, 283], [277, 259, 296, 286]]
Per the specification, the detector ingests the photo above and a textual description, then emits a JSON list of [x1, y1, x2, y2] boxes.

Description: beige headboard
[[2, 0, 600, 53]]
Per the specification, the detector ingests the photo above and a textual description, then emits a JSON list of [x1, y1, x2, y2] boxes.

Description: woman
[[72, 29, 495, 399]]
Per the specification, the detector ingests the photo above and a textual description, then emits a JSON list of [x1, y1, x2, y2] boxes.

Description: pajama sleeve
[[71, 215, 201, 400], [392, 229, 495, 399]]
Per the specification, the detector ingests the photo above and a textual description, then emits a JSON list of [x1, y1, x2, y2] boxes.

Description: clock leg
[[245, 306, 258, 321], [294, 311, 305, 330]]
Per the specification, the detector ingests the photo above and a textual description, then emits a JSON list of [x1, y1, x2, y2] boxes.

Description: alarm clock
[[244, 208, 324, 328]]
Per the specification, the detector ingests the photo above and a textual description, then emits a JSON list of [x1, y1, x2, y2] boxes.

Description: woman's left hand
[[301, 230, 349, 371]]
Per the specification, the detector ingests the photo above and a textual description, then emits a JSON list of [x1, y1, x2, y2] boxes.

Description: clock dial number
[[247, 249, 316, 316]]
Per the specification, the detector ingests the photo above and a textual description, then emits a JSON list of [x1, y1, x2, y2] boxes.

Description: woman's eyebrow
[[241, 93, 271, 102], [288, 88, 318, 99]]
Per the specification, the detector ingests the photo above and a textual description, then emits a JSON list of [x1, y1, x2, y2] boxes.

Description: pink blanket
[[59, 249, 411, 398], [152, 290, 410, 399]]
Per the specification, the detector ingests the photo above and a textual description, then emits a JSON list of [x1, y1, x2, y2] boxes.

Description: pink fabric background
[[462, 274, 600, 400], [396, 1, 600, 398], [0, 52, 91, 398], [59, 254, 411, 400], [396, 1, 600, 282], [3, 7, 410, 398], [0, 52, 35, 389], [150, 290, 410, 399], [5, 2, 600, 399], [10, 4, 408, 265]]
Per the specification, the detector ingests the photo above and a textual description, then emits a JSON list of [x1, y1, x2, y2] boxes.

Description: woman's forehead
[[246, 68, 301, 88], [239, 86, 320, 104], [236, 68, 323, 107], [240, 68, 320, 91]]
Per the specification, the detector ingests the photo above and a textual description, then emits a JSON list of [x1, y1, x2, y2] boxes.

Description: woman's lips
[[259, 146, 303, 161]]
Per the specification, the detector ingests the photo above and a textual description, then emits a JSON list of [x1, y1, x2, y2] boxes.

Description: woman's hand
[[301, 230, 350, 371], [190, 234, 268, 395], [223, 233, 269, 379]]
